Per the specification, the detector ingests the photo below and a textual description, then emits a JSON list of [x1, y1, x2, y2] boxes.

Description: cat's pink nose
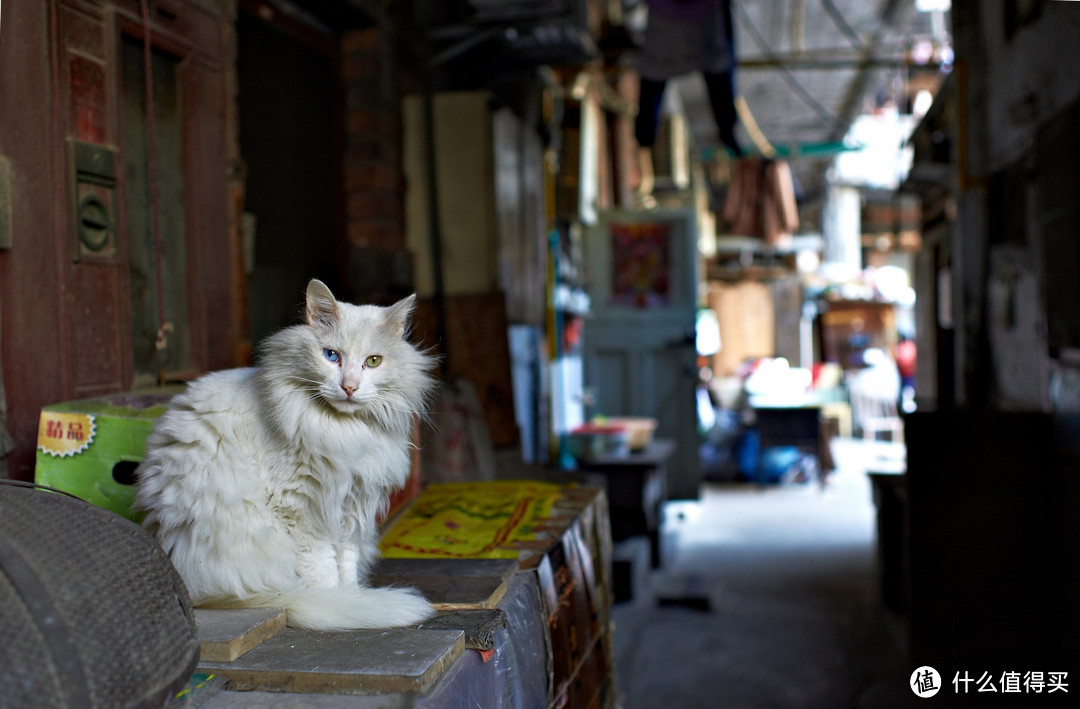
[[342, 384, 357, 397]]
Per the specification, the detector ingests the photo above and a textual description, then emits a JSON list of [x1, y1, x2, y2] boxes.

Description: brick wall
[[340, 24, 413, 304]]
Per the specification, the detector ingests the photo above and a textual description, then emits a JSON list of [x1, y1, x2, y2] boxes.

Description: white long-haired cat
[[133, 279, 438, 630]]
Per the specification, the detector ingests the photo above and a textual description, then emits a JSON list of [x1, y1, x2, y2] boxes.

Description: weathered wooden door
[[122, 37, 192, 385], [582, 209, 701, 499]]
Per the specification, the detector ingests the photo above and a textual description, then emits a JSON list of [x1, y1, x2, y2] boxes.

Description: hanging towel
[[761, 159, 799, 245], [722, 157, 763, 237], [722, 157, 799, 244]]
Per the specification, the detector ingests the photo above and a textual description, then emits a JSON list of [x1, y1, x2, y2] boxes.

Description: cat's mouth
[[325, 393, 366, 413]]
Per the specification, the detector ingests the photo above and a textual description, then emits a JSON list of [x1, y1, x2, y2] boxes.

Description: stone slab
[[199, 626, 464, 695], [371, 558, 518, 610], [194, 608, 287, 662]]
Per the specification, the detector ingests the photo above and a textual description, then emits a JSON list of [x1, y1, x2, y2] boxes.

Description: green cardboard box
[[35, 388, 181, 521]]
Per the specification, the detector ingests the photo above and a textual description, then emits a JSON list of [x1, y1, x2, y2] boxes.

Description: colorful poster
[[610, 222, 671, 308]]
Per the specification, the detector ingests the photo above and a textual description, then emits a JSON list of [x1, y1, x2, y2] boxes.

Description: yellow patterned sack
[[380, 480, 563, 559]]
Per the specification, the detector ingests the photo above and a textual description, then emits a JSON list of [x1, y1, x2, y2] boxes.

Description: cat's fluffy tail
[[204, 585, 435, 631]]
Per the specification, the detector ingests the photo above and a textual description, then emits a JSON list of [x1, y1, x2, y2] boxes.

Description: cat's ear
[[384, 294, 417, 338], [305, 279, 339, 327]]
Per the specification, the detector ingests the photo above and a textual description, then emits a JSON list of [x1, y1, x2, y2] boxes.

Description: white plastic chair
[[846, 350, 904, 442]]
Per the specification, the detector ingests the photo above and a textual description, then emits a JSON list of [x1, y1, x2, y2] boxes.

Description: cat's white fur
[[133, 280, 437, 630]]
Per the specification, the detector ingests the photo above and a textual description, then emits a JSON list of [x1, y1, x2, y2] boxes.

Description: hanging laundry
[[635, 0, 742, 157], [721, 157, 799, 245]]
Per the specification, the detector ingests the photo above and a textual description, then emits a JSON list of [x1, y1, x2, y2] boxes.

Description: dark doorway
[[237, 8, 341, 344]]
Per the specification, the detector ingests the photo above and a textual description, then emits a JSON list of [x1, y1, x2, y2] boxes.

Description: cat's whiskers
[[373, 399, 427, 425], [295, 388, 325, 403], [290, 376, 328, 389]]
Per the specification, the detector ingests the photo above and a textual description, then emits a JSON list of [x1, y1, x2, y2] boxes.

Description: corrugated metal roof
[[675, 0, 950, 213]]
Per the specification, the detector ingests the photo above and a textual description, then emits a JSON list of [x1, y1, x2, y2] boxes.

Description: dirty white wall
[[954, 0, 1080, 411]]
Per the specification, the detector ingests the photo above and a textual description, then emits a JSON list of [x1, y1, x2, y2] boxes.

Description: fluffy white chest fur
[[133, 280, 436, 630]]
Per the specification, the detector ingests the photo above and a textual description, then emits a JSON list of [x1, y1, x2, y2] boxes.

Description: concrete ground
[[610, 438, 920, 709]]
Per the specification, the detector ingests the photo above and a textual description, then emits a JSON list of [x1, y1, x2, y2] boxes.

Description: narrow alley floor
[[610, 438, 919, 709]]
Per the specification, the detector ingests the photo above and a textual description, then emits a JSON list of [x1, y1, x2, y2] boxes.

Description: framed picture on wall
[[610, 221, 671, 308]]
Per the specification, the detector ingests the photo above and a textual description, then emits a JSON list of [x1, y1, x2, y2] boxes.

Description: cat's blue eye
[[323, 349, 340, 364]]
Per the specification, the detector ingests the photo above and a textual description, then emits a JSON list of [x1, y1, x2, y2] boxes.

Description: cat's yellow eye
[[364, 355, 383, 368]]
